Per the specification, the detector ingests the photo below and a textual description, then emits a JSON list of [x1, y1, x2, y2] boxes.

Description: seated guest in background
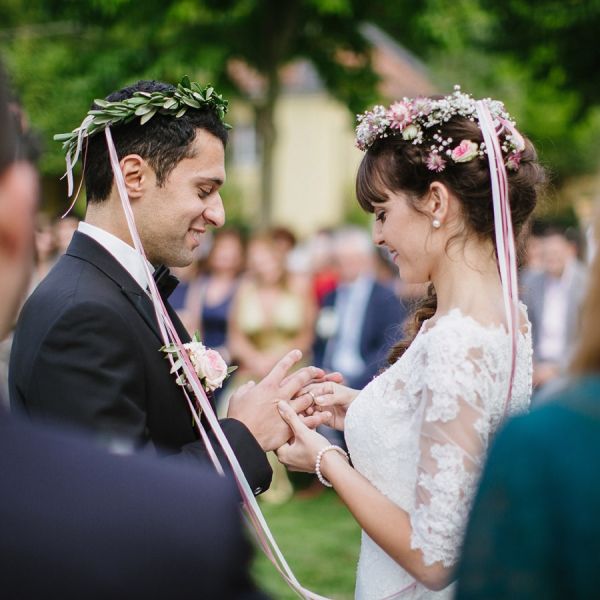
[[0, 64, 266, 600], [313, 226, 406, 390], [521, 226, 587, 397], [456, 222, 600, 600]]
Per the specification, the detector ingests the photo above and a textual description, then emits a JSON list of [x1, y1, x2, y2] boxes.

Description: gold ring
[[307, 390, 317, 404]]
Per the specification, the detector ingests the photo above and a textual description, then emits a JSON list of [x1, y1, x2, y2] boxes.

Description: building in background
[[227, 25, 435, 237]]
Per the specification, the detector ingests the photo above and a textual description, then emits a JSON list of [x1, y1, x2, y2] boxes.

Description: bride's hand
[[276, 402, 333, 473], [299, 380, 359, 431]]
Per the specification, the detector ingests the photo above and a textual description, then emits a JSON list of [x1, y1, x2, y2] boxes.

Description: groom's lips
[[188, 228, 205, 246]]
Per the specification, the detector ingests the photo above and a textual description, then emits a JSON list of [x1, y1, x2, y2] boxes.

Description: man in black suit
[[9, 79, 327, 495], [0, 66, 265, 599]]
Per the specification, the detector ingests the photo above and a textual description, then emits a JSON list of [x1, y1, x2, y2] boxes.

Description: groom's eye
[[198, 187, 212, 199]]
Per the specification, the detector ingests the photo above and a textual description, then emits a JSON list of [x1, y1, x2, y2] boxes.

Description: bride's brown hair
[[356, 115, 545, 363]]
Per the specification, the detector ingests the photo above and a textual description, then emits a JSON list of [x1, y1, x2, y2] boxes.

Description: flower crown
[[54, 76, 231, 164], [355, 85, 525, 172]]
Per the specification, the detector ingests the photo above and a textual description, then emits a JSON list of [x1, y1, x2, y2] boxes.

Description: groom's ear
[[119, 154, 152, 201]]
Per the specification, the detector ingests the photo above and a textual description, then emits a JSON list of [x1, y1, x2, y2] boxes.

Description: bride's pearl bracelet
[[315, 445, 349, 488]]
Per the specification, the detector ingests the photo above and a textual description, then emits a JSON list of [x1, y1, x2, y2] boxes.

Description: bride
[[276, 88, 545, 599]]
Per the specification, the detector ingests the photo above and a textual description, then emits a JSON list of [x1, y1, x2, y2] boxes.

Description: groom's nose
[[203, 192, 225, 228]]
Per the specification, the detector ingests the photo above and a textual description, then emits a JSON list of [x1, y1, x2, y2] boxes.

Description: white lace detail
[[345, 307, 532, 599]]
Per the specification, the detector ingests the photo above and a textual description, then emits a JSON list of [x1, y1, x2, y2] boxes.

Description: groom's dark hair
[[84, 80, 229, 204]]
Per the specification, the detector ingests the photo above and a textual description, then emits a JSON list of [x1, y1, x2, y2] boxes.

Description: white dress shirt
[[77, 221, 154, 291]]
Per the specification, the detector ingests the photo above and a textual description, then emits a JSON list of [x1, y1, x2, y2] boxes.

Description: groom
[[9, 79, 325, 495]]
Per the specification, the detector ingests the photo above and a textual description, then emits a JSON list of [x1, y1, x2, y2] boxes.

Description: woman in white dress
[[276, 88, 546, 599]]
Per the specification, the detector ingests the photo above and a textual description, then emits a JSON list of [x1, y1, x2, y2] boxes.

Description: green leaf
[[181, 75, 191, 89], [135, 105, 153, 116], [140, 109, 157, 124]]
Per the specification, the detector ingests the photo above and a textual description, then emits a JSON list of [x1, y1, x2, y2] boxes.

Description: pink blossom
[[426, 153, 446, 172], [451, 139, 479, 163], [506, 152, 522, 171], [387, 101, 412, 130], [198, 349, 229, 391]]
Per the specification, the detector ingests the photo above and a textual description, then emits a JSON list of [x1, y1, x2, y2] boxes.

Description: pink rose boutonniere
[[162, 332, 236, 393]]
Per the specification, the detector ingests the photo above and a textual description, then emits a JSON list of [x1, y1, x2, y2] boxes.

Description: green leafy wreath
[[54, 76, 231, 161]]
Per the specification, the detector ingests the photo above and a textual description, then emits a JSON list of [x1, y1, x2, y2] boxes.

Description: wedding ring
[[307, 390, 317, 404]]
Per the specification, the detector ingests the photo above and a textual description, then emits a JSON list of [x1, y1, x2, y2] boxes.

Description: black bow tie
[[152, 265, 180, 300]]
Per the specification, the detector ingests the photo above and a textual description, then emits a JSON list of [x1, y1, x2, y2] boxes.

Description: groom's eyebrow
[[194, 176, 225, 187]]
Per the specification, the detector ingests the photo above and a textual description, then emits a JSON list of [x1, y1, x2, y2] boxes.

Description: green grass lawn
[[251, 489, 361, 599]]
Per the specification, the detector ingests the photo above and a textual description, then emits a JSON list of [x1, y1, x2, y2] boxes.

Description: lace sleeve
[[410, 333, 495, 567]]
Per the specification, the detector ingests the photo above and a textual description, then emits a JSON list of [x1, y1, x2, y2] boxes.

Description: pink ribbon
[[475, 102, 520, 415], [104, 127, 330, 600]]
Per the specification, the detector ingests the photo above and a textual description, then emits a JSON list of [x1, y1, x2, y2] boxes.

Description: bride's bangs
[[356, 152, 394, 213]]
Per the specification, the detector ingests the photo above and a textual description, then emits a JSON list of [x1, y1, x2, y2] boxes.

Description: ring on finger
[[307, 390, 317, 404]]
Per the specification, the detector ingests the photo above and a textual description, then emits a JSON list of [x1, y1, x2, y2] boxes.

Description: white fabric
[[345, 307, 532, 599], [78, 222, 154, 291]]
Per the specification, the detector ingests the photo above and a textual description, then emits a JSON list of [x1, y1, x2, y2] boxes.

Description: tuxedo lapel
[[66, 232, 164, 344]]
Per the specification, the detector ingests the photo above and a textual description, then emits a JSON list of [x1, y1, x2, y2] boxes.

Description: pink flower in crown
[[451, 139, 479, 163], [426, 153, 446, 172], [506, 151, 522, 171], [387, 101, 412, 130], [412, 97, 433, 116]]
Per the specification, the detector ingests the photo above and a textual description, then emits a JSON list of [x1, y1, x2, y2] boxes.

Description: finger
[[277, 401, 306, 436], [289, 393, 313, 415], [302, 412, 332, 429], [323, 371, 345, 384], [262, 350, 303, 387], [279, 365, 324, 398]]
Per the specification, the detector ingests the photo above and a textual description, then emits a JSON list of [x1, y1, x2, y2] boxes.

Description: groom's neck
[[84, 201, 135, 248]]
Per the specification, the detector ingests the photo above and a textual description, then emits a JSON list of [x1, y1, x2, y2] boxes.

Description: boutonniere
[[161, 332, 237, 393]]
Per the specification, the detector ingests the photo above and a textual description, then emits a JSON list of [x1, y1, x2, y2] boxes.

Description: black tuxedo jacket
[[9, 231, 271, 494], [0, 406, 267, 599]]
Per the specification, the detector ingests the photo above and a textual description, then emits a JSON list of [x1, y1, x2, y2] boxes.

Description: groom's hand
[[227, 350, 331, 452]]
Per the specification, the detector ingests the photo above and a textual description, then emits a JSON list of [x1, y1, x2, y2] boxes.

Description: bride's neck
[[430, 239, 504, 322]]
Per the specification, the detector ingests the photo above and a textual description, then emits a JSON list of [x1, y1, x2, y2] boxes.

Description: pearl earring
[[432, 219, 441, 229]]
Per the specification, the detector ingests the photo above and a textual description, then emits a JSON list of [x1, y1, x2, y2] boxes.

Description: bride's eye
[[375, 211, 386, 223]]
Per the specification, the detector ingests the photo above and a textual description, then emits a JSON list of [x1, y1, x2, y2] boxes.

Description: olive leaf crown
[[355, 85, 525, 172], [54, 76, 231, 165]]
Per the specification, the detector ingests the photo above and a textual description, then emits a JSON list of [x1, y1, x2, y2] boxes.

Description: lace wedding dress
[[345, 307, 532, 599]]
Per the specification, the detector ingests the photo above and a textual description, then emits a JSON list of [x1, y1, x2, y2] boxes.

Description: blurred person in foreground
[[521, 226, 587, 397], [455, 231, 600, 600], [9, 78, 330, 497], [0, 65, 265, 600]]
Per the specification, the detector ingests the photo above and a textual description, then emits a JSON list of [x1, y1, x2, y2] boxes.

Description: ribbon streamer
[[475, 101, 520, 415], [104, 127, 330, 600]]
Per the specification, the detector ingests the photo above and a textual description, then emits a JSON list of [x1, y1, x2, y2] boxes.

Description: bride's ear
[[425, 181, 451, 226]]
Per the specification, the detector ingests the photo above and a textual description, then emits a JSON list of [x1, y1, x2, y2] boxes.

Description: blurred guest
[[455, 225, 600, 600], [270, 225, 296, 259], [32, 213, 58, 286], [53, 214, 80, 254], [313, 227, 405, 390], [521, 227, 587, 395], [229, 233, 316, 380], [181, 228, 245, 379], [229, 233, 316, 502], [308, 228, 339, 306]]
